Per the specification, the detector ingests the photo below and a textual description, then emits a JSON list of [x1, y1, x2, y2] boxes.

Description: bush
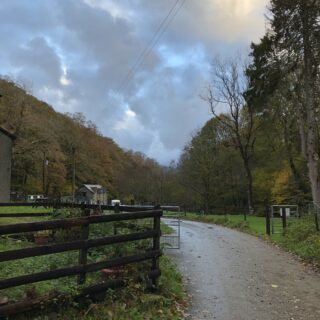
[[280, 217, 320, 265]]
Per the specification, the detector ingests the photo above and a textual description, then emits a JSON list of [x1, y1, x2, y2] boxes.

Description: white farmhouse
[[75, 184, 107, 204]]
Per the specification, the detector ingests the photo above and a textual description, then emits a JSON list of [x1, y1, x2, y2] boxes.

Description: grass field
[[182, 212, 320, 266], [0, 206, 52, 213], [0, 205, 52, 224], [183, 212, 266, 235]]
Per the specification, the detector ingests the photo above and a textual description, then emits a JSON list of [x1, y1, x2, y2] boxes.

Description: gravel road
[[167, 220, 320, 320]]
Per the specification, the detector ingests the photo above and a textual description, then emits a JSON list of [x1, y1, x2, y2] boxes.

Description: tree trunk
[[283, 115, 306, 192], [238, 137, 253, 220], [297, 104, 307, 159], [244, 160, 253, 221], [301, 4, 320, 205]]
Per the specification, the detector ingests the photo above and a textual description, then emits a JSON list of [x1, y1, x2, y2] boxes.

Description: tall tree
[[270, 0, 320, 204], [202, 57, 257, 218], [178, 118, 247, 213], [179, 122, 218, 213]]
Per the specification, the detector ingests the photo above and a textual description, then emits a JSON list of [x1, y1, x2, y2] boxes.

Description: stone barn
[[0, 127, 15, 202]]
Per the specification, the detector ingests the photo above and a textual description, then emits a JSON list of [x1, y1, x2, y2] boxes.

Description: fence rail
[[0, 202, 160, 211], [0, 203, 162, 316], [0, 210, 162, 234]]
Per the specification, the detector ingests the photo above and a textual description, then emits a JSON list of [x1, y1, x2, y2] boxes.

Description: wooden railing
[[0, 203, 162, 316]]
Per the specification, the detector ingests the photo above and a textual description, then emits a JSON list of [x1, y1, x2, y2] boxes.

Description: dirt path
[[167, 220, 320, 320]]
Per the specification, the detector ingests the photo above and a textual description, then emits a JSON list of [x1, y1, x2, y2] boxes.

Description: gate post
[[78, 205, 90, 284], [265, 205, 271, 236], [314, 205, 320, 232], [113, 203, 120, 235], [281, 207, 287, 233], [152, 205, 161, 287]]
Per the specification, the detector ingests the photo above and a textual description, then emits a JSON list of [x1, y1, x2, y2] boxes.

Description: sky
[[0, 0, 268, 165]]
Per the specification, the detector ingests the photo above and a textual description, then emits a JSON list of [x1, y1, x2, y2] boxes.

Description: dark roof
[[0, 126, 16, 140], [78, 184, 107, 194]]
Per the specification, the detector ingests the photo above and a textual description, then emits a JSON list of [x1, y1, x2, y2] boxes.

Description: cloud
[[0, 0, 268, 164], [10, 37, 62, 88]]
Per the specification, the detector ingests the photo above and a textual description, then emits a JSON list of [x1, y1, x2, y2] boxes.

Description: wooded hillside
[[0, 78, 164, 203]]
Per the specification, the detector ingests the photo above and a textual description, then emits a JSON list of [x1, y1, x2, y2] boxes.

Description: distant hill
[[0, 78, 163, 203]]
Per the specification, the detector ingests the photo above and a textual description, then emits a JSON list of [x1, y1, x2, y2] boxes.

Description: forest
[[175, 0, 320, 214], [0, 78, 166, 204], [0, 0, 319, 215]]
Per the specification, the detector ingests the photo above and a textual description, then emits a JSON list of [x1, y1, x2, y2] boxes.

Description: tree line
[[172, 0, 320, 214]]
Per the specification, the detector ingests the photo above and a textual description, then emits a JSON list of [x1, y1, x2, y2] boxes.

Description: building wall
[[0, 133, 13, 202], [75, 186, 108, 204], [88, 192, 107, 204], [75, 187, 94, 204], [94, 192, 107, 204]]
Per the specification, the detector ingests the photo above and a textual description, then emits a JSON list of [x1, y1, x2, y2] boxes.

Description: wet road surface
[[167, 220, 320, 320]]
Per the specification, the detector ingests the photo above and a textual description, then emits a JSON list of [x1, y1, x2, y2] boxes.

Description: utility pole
[[72, 146, 76, 203], [42, 151, 46, 195]]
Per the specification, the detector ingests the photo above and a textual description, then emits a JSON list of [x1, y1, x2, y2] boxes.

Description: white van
[[27, 194, 44, 202], [111, 199, 121, 206]]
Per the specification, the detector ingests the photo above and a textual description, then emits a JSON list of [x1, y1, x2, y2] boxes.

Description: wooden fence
[[0, 203, 162, 316]]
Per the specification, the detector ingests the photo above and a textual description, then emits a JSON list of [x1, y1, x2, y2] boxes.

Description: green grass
[[183, 212, 265, 236], [161, 221, 174, 235], [0, 206, 52, 213], [0, 216, 50, 224], [0, 206, 52, 224], [276, 217, 320, 265], [182, 212, 320, 266]]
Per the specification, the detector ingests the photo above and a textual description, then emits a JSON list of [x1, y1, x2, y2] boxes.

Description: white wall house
[[75, 184, 107, 204]]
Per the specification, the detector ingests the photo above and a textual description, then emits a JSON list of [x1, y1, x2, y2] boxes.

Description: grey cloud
[[128, 63, 209, 151], [55, 0, 160, 93], [0, 0, 267, 164], [10, 37, 62, 88]]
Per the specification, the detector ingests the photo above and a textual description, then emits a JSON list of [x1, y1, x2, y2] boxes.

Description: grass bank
[[183, 213, 265, 236], [58, 256, 186, 320], [182, 212, 320, 266]]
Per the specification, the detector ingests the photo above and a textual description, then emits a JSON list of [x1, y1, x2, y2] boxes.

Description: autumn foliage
[[0, 78, 164, 203]]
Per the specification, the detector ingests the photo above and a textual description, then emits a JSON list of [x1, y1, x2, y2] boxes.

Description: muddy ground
[[167, 220, 320, 320]]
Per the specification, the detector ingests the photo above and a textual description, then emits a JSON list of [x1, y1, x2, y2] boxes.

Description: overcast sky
[[0, 0, 268, 164]]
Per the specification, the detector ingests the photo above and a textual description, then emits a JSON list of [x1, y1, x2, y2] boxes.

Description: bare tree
[[202, 57, 256, 219]]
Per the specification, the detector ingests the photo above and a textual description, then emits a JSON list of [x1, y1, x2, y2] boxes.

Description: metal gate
[[160, 206, 181, 249], [271, 205, 299, 234]]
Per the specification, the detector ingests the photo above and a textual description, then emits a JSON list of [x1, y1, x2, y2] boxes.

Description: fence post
[[114, 203, 120, 213], [152, 205, 161, 287], [113, 203, 120, 235], [265, 205, 271, 236], [281, 207, 287, 234], [78, 206, 90, 285], [314, 206, 320, 232]]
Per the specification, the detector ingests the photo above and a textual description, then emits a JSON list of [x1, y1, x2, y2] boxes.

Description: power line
[[116, 0, 186, 95], [117, 0, 181, 93]]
